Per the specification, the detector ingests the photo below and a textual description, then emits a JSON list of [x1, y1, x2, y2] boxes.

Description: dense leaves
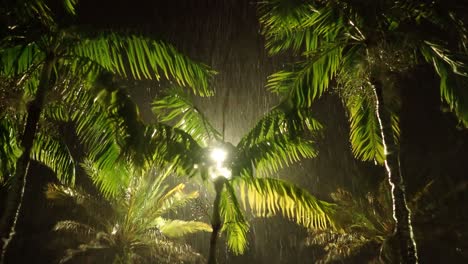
[[153, 89, 336, 254], [260, 0, 468, 161], [47, 163, 211, 264]]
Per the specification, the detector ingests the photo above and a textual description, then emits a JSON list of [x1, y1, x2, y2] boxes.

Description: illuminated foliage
[[153, 89, 336, 255], [47, 164, 210, 264]]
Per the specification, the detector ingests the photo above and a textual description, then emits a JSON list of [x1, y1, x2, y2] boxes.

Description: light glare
[[210, 148, 227, 163], [210, 166, 232, 180], [208, 147, 231, 179]]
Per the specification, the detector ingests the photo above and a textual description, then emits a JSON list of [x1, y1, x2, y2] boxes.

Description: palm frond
[[50, 164, 209, 263], [237, 107, 322, 150], [63, 0, 78, 15], [235, 107, 319, 177], [69, 89, 125, 183], [422, 42, 468, 76], [143, 123, 204, 176], [46, 183, 81, 201], [135, 237, 205, 264], [238, 177, 335, 230], [391, 113, 400, 144], [71, 33, 215, 96], [82, 159, 130, 198], [54, 220, 98, 241], [31, 132, 76, 184], [99, 88, 148, 166], [46, 183, 112, 221], [131, 172, 199, 225], [0, 43, 43, 99], [307, 185, 395, 263], [266, 51, 342, 107], [43, 101, 71, 122], [154, 184, 199, 216], [152, 88, 221, 145], [261, 0, 347, 106], [260, 2, 348, 55], [220, 183, 249, 255], [158, 219, 212, 238], [420, 41, 468, 127], [235, 136, 317, 178], [4, 0, 57, 29], [305, 230, 379, 264], [346, 94, 385, 164], [0, 116, 22, 182], [0, 43, 43, 78], [259, 0, 315, 54]]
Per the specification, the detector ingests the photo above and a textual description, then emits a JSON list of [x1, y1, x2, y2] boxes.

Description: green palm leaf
[[143, 123, 204, 176], [261, 1, 347, 106], [235, 107, 320, 177], [31, 133, 76, 184], [71, 33, 215, 96], [0, 43, 43, 77], [129, 168, 196, 224], [0, 116, 22, 182], [70, 93, 123, 184], [152, 88, 222, 145], [260, 2, 347, 56], [259, 0, 314, 54], [237, 107, 322, 150], [82, 159, 130, 199], [421, 41, 468, 127], [98, 88, 147, 165], [63, 0, 78, 15], [153, 185, 199, 217], [266, 50, 342, 107], [1, 0, 56, 29], [48, 162, 209, 263], [235, 136, 317, 178], [238, 177, 335, 230], [346, 95, 385, 164], [159, 219, 212, 238], [220, 182, 249, 255], [0, 43, 43, 97]]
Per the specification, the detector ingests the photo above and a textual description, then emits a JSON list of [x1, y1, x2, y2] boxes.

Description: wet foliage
[[1, 0, 468, 263]]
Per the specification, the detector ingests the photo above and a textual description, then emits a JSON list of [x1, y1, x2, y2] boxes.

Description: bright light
[[218, 167, 232, 179], [210, 148, 227, 163], [208, 147, 231, 179], [210, 166, 232, 180]]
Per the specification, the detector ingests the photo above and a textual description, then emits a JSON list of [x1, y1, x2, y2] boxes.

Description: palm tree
[[259, 0, 468, 262], [46, 162, 211, 264], [152, 88, 337, 264], [305, 184, 395, 263], [0, 0, 214, 260]]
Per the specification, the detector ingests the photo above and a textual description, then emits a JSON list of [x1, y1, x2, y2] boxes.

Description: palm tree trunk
[[372, 83, 418, 263], [208, 177, 225, 264], [0, 54, 55, 263]]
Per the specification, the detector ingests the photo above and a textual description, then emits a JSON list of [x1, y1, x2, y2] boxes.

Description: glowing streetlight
[[209, 147, 231, 179], [210, 148, 227, 164]]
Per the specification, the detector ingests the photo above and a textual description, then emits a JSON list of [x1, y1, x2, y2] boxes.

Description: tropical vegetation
[[0, 0, 467, 263], [0, 0, 214, 261], [46, 161, 210, 264], [152, 88, 337, 263], [259, 0, 468, 262]]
